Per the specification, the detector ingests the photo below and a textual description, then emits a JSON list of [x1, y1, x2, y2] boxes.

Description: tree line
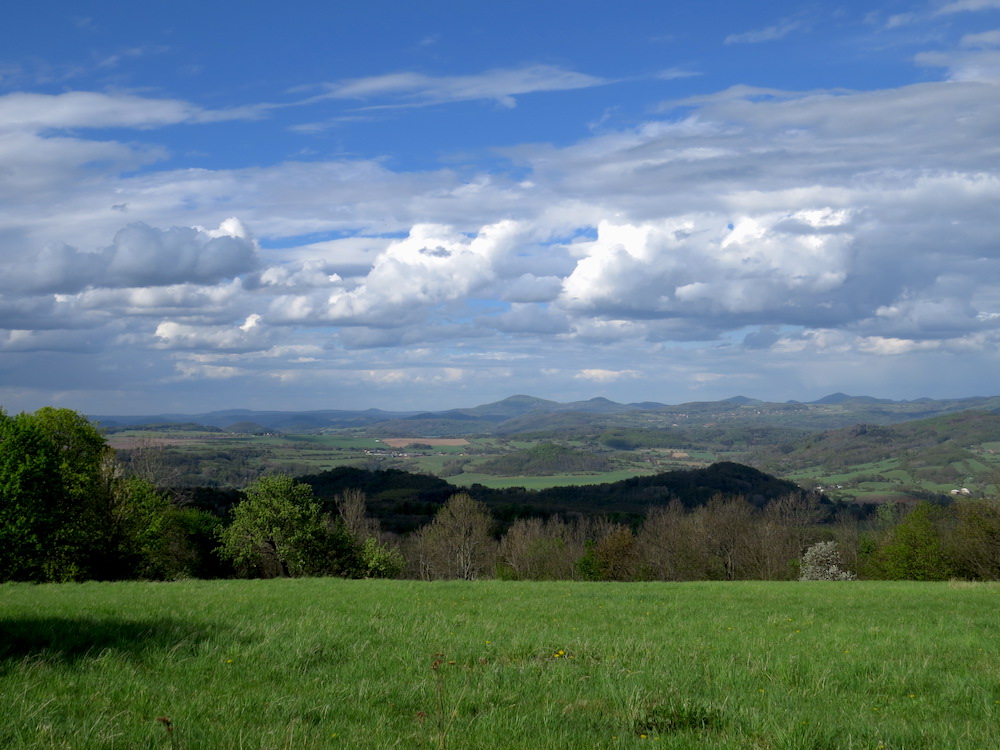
[[2, 407, 998, 583]]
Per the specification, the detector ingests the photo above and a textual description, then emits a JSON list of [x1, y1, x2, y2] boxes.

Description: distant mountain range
[[91, 393, 1000, 436]]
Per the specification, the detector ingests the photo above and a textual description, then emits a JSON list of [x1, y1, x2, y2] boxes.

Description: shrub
[[360, 537, 405, 579], [799, 541, 857, 581]]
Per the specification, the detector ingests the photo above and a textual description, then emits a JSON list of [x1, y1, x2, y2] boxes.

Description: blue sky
[[2, 0, 1000, 414]]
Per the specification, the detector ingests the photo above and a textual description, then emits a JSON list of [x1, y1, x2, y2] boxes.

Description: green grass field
[[450, 469, 656, 489], [3, 579, 999, 749]]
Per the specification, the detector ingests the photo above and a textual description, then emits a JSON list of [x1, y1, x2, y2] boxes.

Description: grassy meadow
[[3, 579, 999, 749]]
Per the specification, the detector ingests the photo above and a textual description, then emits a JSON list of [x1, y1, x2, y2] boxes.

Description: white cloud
[[857, 336, 941, 355], [154, 316, 272, 352], [3, 23, 1000, 411], [885, 13, 919, 28], [574, 368, 639, 382], [312, 220, 525, 326], [306, 65, 610, 108], [5, 219, 258, 294], [656, 68, 701, 80], [0, 91, 258, 132], [0, 91, 198, 131], [961, 29, 1000, 47], [916, 49, 1000, 81], [557, 210, 854, 321], [172, 360, 243, 380], [936, 0, 1000, 14], [725, 20, 802, 45]]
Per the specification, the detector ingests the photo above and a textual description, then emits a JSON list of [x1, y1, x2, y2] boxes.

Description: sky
[[2, 0, 1000, 415]]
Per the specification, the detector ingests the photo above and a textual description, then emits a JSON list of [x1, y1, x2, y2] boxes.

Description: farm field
[[100, 407, 1000, 499], [106, 430, 716, 490], [3, 579, 999, 749], [451, 469, 657, 489]]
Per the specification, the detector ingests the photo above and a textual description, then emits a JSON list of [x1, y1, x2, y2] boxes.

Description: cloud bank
[[2, 18, 1000, 412]]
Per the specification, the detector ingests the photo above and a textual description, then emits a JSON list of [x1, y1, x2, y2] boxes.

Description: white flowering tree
[[799, 541, 857, 581]]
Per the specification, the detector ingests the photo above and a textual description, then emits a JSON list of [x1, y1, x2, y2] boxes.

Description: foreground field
[[2, 580, 998, 749]]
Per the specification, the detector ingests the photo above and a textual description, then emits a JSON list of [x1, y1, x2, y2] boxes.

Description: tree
[[0, 411, 64, 581], [799, 541, 857, 581], [359, 537, 405, 579], [866, 502, 954, 581], [635, 501, 723, 581], [335, 488, 379, 542], [411, 493, 495, 580], [218, 474, 357, 578], [945, 499, 1000, 580], [498, 516, 578, 580], [700, 495, 757, 580], [332, 488, 404, 578], [0, 407, 122, 581], [577, 524, 641, 581]]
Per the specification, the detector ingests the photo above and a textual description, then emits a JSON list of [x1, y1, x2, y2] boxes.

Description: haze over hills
[[92, 393, 1000, 435]]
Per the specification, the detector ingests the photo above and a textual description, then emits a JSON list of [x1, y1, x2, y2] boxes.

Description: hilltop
[[92, 393, 1000, 435]]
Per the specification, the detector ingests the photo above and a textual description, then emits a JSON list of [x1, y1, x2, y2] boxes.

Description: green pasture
[[3, 579, 999, 749], [451, 469, 655, 489]]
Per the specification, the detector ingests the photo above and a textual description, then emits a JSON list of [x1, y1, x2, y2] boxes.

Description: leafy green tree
[[0, 411, 64, 581], [2, 405, 238, 581], [32, 407, 109, 499], [218, 474, 359, 578], [35, 407, 126, 579], [574, 540, 603, 581], [866, 502, 954, 580], [359, 537, 405, 579], [107, 474, 182, 580], [0, 407, 123, 581]]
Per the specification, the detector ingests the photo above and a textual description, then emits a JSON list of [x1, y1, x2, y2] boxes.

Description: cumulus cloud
[[271, 220, 526, 326], [4, 20, 1000, 410], [557, 210, 854, 324], [7, 219, 258, 294], [154, 314, 273, 352]]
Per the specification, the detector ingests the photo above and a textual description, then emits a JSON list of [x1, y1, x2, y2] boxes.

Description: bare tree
[[701, 495, 757, 580], [413, 493, 496, 580], [335, 488, 379, 542], [500, 516, 584, 580], [115, 436, 196, 508], [636, 501, 725, 580]]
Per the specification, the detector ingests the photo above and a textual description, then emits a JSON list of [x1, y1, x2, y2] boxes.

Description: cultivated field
[[380, 438, 471, 449], [3, 579, 998, 748]]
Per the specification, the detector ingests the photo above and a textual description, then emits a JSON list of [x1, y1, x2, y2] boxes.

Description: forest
[[2, 406, 999, 584]]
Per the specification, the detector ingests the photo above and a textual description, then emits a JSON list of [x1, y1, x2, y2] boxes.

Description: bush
[[799, 541, 857, 581], [360, 537, 405, 579]]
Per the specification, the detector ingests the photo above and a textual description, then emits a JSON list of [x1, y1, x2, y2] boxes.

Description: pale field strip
[[380, 438, 470, 448], [105, 435, 238, 449]]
